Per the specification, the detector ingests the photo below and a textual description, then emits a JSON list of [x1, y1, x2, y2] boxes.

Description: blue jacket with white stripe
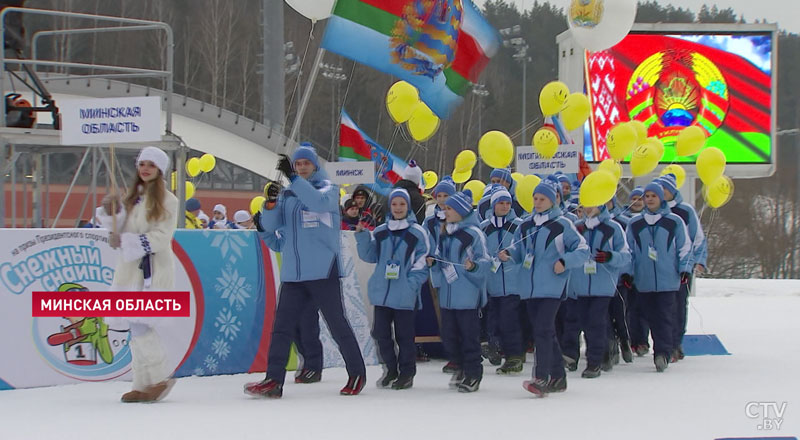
[[626, 203, 692, 293], [260, 168, 341, 282], [510, 207, 590, 300], [571, 208, 631, 297], [355, 214, 429, 311], [430, 211, 491, 310], [667, 192, 707, 268], [480, 210, 523, 297]]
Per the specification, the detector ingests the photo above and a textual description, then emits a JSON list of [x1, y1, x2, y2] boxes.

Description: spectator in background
[[209, 204, 235, 229], [234, 210, 255, 229], [197, 212, 210, 229], [352, 185, 382, 227], [341, 198, 361, 231], [185, 198, 202, 229]]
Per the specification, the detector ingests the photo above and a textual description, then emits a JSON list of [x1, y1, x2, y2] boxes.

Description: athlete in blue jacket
[[245, 145, 366, 398], [659, 173, 707, 362], [356, 188, 429, 390], [478, 168, 526, 219], [256, 225, 323, 384], [480, 188, 525, 375], [626, 182, 692, 372], [430, 189, 491, 393], [571, 205, 631, 378], [510, 181, 589, 396]]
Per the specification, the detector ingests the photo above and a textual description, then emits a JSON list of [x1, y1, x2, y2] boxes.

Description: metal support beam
[[32, 151, 43, 228]]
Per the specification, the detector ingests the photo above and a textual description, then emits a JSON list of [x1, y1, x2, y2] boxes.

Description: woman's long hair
[[123, 169, 168, 223]]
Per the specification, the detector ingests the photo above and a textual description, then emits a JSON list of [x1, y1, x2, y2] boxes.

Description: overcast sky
[[480, 0, 798, 34]]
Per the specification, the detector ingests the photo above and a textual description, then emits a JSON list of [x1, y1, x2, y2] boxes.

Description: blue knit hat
[[185, 197, 201, 212], [630, 186, 644, 199], [556, 174, 571, 185], [534, 181, 559, 206], [483, 183, 499, 198], [433, 176, 456, 196], [644, 181, 665, 201], [446, 189, 474, 218], [490, 168, 512, 184], [490, 187, 512, 209], [292, 143, 319, 169], [389, 188, 410, 207], [659, 173, 678, 196]]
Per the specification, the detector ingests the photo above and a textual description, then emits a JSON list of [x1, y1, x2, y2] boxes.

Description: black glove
[[264, 181, 282, 202], [253, 211, 265, 233], [594, 250, 612, 263], [680, 272, 691, 285], [621, 274, 633, 289], [276, 154, 294, 180]]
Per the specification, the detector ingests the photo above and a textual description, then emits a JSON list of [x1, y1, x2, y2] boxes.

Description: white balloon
[[285, 0, 336, 21], [567, 0, 638, 52]]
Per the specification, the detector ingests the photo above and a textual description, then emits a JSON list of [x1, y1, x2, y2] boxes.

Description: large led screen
[[584, 32, 773, 163]]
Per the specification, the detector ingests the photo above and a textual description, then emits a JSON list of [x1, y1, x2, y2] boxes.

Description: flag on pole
[[322, 0, 501, 119], [340, 109, 421, 195]]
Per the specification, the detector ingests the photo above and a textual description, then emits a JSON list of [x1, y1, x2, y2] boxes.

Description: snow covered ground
[[2, 279, 798, 440]]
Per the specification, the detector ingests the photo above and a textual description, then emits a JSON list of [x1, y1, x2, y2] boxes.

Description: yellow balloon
[[704, 175, 734, 209], [607, 123, 637, 160], [579, 170, 617, 207], [463, 180, 486, 206], [511, 172, 524, 183], [676, 126, 706, 157], [454, 150, 477, 173], [561, 93, 591, 131], [539, 81, 570, 116], [386, 81, 420, 124], [629, 143, 660, 177], [645, 137, 665, 160], [199, 153, 216, 173], [185, 181, 195, 200], [696, 147, 727, 185], [514, 174, 541, 213], [407, 103, 440, 142], [170, 171, 177, 191], [660, 164, 686, 189], [250, 196, 266, 215], [598, 159, 621, 181], [478, 131, 514, 168], [452, 168, 472, 184], [423, 171, 438, 190], [628, 120, 648, 144], [186, 157, 201, 177], [533, 127, 559, 158]]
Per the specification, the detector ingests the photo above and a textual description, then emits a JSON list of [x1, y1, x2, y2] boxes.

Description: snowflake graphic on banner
[[208, 231, 248, 264], [211, 337, 231, 360], [215, 265, 251, 311], [203, 355, 219, 373], [214, 307, 241, 341]]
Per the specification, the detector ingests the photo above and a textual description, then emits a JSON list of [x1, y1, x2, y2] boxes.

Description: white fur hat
[[402, 160, 422, 185], [136, 146, 170, 177], [233, 210, 251, 223], [213, 204, 227, 216]]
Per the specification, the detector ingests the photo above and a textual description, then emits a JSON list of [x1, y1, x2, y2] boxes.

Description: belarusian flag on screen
[[322, 0, 501, 119]]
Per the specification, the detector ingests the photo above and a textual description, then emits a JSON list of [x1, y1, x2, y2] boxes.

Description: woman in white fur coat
[[97, 146, 178, 403]]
